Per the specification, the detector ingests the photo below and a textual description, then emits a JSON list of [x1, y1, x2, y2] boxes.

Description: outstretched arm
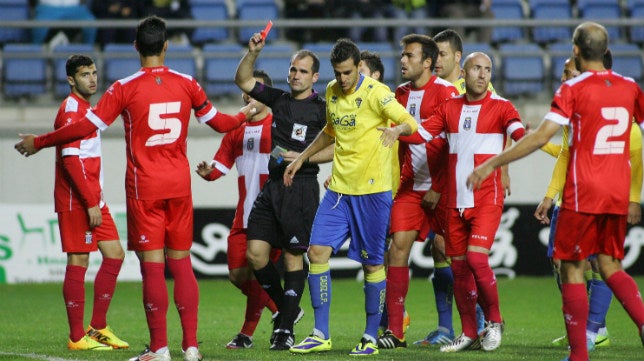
[[15, 118, 98, 156], [235, 33, 265, 94]]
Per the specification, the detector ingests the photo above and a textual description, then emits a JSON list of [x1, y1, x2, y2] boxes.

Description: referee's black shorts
[[247, 175, 319, 251]]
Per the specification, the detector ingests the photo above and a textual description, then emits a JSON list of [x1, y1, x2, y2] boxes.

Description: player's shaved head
[[573, 22, 608, 62], [462, 52, 492, 71]]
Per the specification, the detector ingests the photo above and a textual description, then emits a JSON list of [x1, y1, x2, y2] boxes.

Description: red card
[[260, 20, 273, 40]]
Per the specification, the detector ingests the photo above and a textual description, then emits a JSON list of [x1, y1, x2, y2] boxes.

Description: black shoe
[[226, 333, 253, 349], [377, 330, 407, 349], [270, 307, 304, 344], [270, 330, 295, 351]]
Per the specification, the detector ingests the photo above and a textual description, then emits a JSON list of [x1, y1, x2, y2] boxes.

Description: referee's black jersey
[[249, 81, 327, 178]]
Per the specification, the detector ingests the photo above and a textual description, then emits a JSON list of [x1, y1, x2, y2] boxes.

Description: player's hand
[[534, 197, 554, 225], [323, 175, 331, 189], [377, 126, 401, 147], [240, 99, 259, 121], [248, 33, 265, 53], [421, 189, 441, 210], [87, 205, 102, 228], [467, 165, 493, 190], [501, 169, 511, 197], [14, 134, 38, 157], [628, 201, 641, 225], [283, 157, 304, 187], [195, 161, 214, 180]]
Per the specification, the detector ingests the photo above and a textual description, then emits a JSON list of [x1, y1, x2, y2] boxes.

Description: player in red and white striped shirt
[[417, 52, 525, 353], [469, 22, 644, 361], [196, 70, 280, 349], [55, 54, 128, 351]]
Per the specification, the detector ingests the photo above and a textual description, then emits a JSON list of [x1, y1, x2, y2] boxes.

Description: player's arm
[[281, 143, 335, 164], [196, 131, 236, 181], [61, 153, 102, 228], [535, 143, 569, 224], [203, 100, 258, 133], [284, 129, 335, 186], [468, 118, 560, 189], [235, 33, 265, 93], [628, 123, 642, 224], [15, 118, 98, 156]]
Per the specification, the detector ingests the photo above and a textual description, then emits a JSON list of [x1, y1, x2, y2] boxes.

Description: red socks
[[451, 259, 478, 338], [63, 265, 87, 342], [141, 261, 169, 352], [90, 257, 123, 329], [240, 279, 270, 336], [385, 266, 409, 339], [467, 251, 502, 323], [167, 257, 200, 351], [605, 271, 644, 328], [562, 283, 589, 361]]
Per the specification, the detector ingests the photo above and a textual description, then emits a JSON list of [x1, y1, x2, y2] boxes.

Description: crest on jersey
[[331, 95, 338, 103], [409, 103, 416, 116], [604, 79, 612, 87], [155, 76, 162, 85], [355, 97, 362, 108], [463, 117, 472, 131], [246, 137, 255, 151]]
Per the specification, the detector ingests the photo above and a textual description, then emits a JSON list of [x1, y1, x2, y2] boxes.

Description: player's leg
[[348, 192, 391, 355], [586, 257, 612, 349], [58, 209, 112, 351], [291, 190, 347, 354], [419, 233, 456, 345], [560, 259, 590, 361], [87, 207, 128, 349]]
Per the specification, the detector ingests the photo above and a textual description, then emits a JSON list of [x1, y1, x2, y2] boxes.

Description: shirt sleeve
[[61, 155, 101, 207], [35, 118, 98, 150], [540, 142, 562, 158], [629, 123, 643, 202]]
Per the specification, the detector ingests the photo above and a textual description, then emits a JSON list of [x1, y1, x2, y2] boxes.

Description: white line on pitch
[[0, 352, 86, 361]]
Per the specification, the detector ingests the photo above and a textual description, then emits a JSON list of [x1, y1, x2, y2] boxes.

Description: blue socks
[[588, 277, 612, 333], [433, 264, 454, 332], [364, 268, 386, 341], [309, 263, 331, 339]]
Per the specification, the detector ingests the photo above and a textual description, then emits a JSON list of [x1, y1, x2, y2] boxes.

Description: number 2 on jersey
[[145, 102, 182, 146], [593, 107, 629, 154]]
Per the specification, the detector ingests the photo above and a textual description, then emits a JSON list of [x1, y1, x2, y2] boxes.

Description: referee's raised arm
[[235, 33, 265, 93]]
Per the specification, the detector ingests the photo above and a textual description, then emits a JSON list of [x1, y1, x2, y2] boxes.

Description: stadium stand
[[577, 0, 623, 41], [490, 0, 527, 44], [237, 0, 279, 43], [0, 0, 29, 44], [202, 43, 244, 97], [499, 43, 545, 96], [164, 43, 198, 78], [256, 42, 296, 90], [610, 43, 643, 86], [52, 43, 96, 98], [190, 0, 230, 45], [530, 0, 573, 44], [548, 41, 571, 92], [102, 43, 140, 86], [2, 44, 48, 98]]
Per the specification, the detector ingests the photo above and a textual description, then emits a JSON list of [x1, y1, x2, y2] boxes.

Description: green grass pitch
[[0, 277, 642, 360]]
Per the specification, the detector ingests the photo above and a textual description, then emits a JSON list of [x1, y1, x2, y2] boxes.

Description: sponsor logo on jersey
[[380, 94, 395, 106], [330, 112, 356, 129]]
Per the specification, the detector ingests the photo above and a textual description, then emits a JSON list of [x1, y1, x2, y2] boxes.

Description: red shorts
[[553, 208, 627, 261], [445, 204, 502, 257], [227, 227, 281, 270], [58, 205, 119, 253], [390, 190, 431, 242], [127, 196, 193, 252]]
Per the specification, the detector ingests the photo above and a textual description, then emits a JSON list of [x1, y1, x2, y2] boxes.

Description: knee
[[246, 247, 267, 270]]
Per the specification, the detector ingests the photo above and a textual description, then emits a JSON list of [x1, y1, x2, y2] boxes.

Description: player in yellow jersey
[[286, 38, 418, 356], [535, 52, 643, 351]]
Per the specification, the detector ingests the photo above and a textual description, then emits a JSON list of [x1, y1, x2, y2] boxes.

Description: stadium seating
[[190, 0, 230, 44], [548, 41, 572, 92], [51, 43, 96, 98], [165, 43, 198, 78], [490, 0, 526, 44], [102, 43, 140, 86], [237, 0, 279, 43], [202, 43, 244, 97], [610, 43, 643, 85], [462, 42, 497, 83], [628, 0, 644, 43], [256, 43, 296, 90], [356, 42, 397, 89], [499, 43, 545, 96], [302, 42, 336, 96], [0, 0, 29, 44], [530, 0, 573, 44], [2, 44, 48, 98], [577, 0, 623, 41]]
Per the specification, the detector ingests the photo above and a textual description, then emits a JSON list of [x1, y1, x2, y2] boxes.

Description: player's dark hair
[[293, 49, 320, 74], [603, 49, 612, 70], [66, 54, 94, 77], [330, 38, 360, 66], [136, 15, 167, 57], [401, 33, 439, 72], [360, 50, 384, 82], [433, 29, 463, 54], [573, 22, 608, 62], [253, 69, 273, 86]]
